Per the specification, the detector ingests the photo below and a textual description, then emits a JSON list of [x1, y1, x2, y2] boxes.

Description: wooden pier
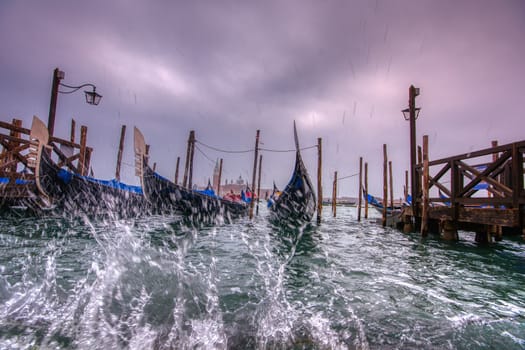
[[395, 138, 525, 242], [0, 118, 92, 210]]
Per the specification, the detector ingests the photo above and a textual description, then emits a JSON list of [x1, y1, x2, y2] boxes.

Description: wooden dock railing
[[0, 118, 93, 198], [415, 140, 525, 229]]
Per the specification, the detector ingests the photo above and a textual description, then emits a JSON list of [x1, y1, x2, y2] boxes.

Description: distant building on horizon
[[208, 160, 271, 198]]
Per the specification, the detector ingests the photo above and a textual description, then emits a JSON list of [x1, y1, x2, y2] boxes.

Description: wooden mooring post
[[217, 158, 223, 196], [249, 129, 260, 219], [357, 157, 363, 221], [182, 131, 194, 188], [332, 171, 337, 218], [382, 144, 388, 227], [174, 156, 180, 185], [364, 162, 368, 219], [78, 126, 88, 176], [404, 170, 408, 203], [389, 160, 394, 210], [317, 137, 323, 224], [70, 119, 76, 143], [256, 154, 262, 216], [188, 131, 196, 190]]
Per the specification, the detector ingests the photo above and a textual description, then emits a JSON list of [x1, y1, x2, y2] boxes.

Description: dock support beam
[[441, 220, 458, 241], [421, 135, 429, 236]]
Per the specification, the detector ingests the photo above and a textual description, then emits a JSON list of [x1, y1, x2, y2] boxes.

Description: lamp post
[[402, 85, 420, 227], [47, 68, 102, 138]]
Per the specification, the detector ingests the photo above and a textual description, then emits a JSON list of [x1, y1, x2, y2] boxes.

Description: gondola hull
[[269, 154, 316, 227], [141, 163, 247, 223], [133, 127, 247, 223], [37, 150, 148, 218], [8, 116, 148, 219], [268, 123, 316, 228]]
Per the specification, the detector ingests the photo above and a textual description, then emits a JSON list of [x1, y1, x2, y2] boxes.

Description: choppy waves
[[0, 207, 524, 349]]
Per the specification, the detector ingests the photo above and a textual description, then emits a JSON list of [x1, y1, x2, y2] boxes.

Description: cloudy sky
[[1, 0, 524, 198]]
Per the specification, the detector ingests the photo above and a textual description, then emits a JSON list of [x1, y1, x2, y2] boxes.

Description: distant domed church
[[211, 160, 270, 198]]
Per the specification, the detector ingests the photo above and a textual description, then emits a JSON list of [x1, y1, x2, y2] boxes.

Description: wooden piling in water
[[389, 160, 394, 211], [182, 130, 193, 188], [490, 140, 502, 241], [115, 125, 126, 182], [382, 144, 388, 227], [317, 138, 323, 224], [188, 131, 196, 190], [421, 135, 429, 236], [249, 130, 260, 219], [256, 154, 262, 216], [79, 125, 88, 176], [332, 171, 337, 218], [70, 119, 76, 143], [358, 157, 363, 221], [174, 156, 180, 185], [217, 158, 223, 196], [404, 170, 408, 202], [364, 162, 368, 219]]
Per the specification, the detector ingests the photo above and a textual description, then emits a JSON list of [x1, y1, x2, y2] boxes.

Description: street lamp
[[47, 68, 102, 138], [60, 82, 102, 106], [402, 107, 421, 121]]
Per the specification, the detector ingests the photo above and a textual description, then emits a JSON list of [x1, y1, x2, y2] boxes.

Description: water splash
[[0, 207, 524, 349]]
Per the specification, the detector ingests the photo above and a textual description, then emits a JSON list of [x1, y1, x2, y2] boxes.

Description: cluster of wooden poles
[[331, 143, 402, 226]]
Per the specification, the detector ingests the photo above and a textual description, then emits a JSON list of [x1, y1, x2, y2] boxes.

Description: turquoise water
[[0, 206, 524, 349]]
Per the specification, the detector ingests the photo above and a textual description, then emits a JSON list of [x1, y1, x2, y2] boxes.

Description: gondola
[[29, 116, 148, 218], [133, 127, 248, 223], [363, 190, 402, 215], [268, 122, 316, 227]]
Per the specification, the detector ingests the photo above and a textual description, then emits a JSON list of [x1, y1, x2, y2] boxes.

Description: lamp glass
[[402, 108, 410, 120], [84, 90, 102, 105], [402, 107, 421, 120]]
